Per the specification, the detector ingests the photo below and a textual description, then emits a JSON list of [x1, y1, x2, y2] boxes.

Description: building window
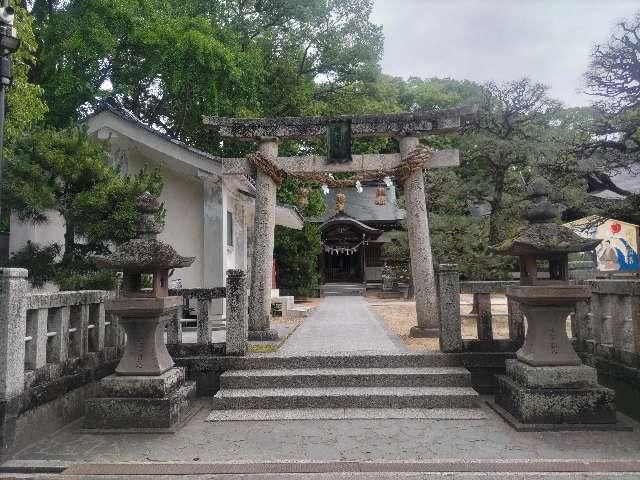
[[365, 243, 384, 267], [227, 211, 234, 247]]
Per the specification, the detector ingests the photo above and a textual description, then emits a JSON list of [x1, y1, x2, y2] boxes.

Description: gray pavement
[[8, 400, 640, 466], [280, 297, 407, 355]]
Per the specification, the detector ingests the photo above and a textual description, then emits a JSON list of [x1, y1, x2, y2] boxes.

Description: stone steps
[[221, 367, 472, 389], [222, 353, 471, 369], [320, 283, 366, 297], [212, 386, 479, 410], [207, 407, 485, 421]]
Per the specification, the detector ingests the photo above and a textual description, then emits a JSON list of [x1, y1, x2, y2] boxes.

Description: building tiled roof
[[313, 185, 405, 223], [88, 97, 221, 163]]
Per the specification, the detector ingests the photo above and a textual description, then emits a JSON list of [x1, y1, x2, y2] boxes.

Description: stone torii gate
[[203, 106, 476, 341]]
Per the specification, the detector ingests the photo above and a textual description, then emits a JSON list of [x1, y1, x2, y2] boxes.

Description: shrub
[[5, 241, 60, 287]]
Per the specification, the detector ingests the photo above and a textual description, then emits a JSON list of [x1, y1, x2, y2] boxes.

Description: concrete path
[[279, 296, 406, 355]]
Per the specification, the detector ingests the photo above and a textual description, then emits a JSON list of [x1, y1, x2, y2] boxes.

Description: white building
[[9, 100, 303, 300]]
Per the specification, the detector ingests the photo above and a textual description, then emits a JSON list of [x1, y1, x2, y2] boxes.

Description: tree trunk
[[489, 166, 506, 246], [62, 221, 75, 265]]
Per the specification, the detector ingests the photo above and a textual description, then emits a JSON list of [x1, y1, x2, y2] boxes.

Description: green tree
[[5, 5, 47, 145], [29, 0, 383, 151], [3, 127, 162, 270], [274, 178, 325, 297], [462, 79, 562, 246], [577, 11, 640, 223]]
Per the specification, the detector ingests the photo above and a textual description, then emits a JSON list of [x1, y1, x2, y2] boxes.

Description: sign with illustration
[[566, 217, 639, 272]]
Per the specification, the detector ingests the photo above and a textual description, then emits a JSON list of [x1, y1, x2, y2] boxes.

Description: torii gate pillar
[[247, 139, 279, 340], [401, 136, 440, 337]]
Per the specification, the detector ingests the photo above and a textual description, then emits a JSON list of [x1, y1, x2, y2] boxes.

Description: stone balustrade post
[[70, 304, 89, 358], [401, 136, 439, 338], [0, 268, 28, 452], [619, 295, 635, 352], [507, 298, 525, 348], [586, 292, 600, 342], [196, 298, 212, 344], [600, 294, 613, 345], [167, 307, 183, 344], [248, 139, 279, 341], [48, 306, 69, 363], [89, 303, 106, 352], [475, 293, 493, 340], [25, 308, 47, 371], [573, 299, 590, 344], [0, 269, 28, 403], [437, 264, 462, 353], [226, 269, 248, 356]]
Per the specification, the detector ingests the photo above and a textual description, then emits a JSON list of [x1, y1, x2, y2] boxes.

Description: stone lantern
[[84, 192, 197, 430], [491, 177, 618, 429]]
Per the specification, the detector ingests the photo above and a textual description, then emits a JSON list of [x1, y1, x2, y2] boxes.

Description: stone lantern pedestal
[[83, 192, 197, 431], [492, 286, 618, 430], [490, 177, 625, 431], [84, 298, 196, 431]]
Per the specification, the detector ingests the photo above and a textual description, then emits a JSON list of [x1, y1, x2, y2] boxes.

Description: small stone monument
[[490, 177, 620, 430], [381, 263, 394, 292], [84, 192, 197, 430]]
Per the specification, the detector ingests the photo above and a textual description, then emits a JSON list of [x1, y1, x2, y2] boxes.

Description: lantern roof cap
[[492, 222, 601, 256], [492, 176, 601, 257], [92, 192, 195, 271]]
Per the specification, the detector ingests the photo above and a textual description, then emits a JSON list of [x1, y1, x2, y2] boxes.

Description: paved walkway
[[7, 401, 640, 473], [279, 296, 407, 355]]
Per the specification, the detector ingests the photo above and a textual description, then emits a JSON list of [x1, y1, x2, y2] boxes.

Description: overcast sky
[[371, 0, 639, 106]]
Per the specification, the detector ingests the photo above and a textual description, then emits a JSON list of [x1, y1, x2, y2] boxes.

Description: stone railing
[[573, 279, 640, 359], [167, 270, 248, 356], [0, 268, 124, 456], [436, 264, 524, 353], [571, 278, 640, 419], [0, 269, 123, 399], [167, 287, 226, 344]]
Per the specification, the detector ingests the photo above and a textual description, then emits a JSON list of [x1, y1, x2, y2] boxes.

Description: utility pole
[[0, 0, 19, 210]]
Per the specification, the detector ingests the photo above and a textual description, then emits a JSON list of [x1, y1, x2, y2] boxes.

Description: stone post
[[507, 298, 525, 349], [0, 269, 28, 452], [25, 308, 47, 372], [196, 298, 212, 344], [89, 302, 106, 353], [619, 295, 635, 352], [248, 139, 279, 341], [401, 136, 439, 338], [0, 269, 28, 402], [167, 308, 183, 344], [48, 306, 69, 363], [475, 293, 493, 341], [437, 264, 462, 352], [226, 270, 248, 355]]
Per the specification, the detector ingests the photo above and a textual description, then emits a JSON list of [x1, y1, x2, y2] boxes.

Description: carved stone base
[[495, 374, 617, 426], [116, 312, 177, 376], [83, 367, 196, 431], [409, 325, 439, 338]]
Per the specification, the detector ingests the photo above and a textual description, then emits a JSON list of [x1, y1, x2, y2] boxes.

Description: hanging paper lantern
[[297, 187, 309, 207], [375, 184, 387, 206], [336, 192, 346, 213]]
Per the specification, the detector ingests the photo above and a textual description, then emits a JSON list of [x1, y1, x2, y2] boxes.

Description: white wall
[[127, 151, 204, 289], [9, 210, 66, 258]]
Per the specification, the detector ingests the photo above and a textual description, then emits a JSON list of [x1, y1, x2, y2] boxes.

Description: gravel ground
[[368, 294, 571, 351]]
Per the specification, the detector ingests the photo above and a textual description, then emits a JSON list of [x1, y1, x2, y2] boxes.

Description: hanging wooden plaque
[[327, 120, 352, 164]]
